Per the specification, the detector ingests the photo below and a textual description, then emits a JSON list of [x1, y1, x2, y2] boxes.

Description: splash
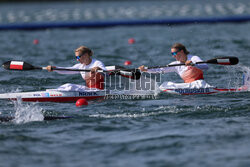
[[238, 66, 250, 91], [0, 87, 22, 94], [242, 67, 250, 86], [12, 97, 44, 124], [225, 65, 250, 90]]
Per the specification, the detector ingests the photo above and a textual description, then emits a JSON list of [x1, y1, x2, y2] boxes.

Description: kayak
[[0, 89, 106, 102], [0, 88, 157, 102], [159, 75, 249, 95], [159, 80, 249, 95], [0, 85, 248, 102], [160, 87, 247, 95], [0, 73, 249, 102]]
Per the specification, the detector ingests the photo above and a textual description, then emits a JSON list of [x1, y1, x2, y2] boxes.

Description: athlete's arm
[[191, 56, 209, 70]]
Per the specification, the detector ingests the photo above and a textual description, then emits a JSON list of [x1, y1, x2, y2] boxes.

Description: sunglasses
[[76, 53, 87, 60], [171, 50, 181, 56], [76, 55, 82, 60]]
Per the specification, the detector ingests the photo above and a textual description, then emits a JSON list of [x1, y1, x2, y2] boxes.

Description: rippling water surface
[[1, 1, 250, 167]]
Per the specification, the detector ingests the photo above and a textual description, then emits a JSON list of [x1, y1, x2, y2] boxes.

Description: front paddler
[[46, 45, 106, 90]]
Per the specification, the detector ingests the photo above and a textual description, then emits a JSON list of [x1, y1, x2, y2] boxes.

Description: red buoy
[[128, 38, 135, 44], [124, 60, 132, 66], [33, 39, 39, 45], [76, 98, 88, 107]]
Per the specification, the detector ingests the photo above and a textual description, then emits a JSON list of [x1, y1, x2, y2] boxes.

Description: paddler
[[46, 46, 106, 90], [138, 43, 212, 89]]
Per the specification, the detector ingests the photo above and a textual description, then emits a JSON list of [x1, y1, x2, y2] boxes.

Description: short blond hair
[[75, 46, 93, 56], [171, 43, 190, 55]]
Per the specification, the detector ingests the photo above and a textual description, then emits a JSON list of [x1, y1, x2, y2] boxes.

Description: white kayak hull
[[0, 89, 106, 102], [159, 80, 248, 95], [0, 86, 248, 103], [0, 89, 156, 102], [160, 87, 248, 95]]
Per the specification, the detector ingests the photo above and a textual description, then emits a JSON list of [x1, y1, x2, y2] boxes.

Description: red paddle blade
[[2, 61, 40, 70]]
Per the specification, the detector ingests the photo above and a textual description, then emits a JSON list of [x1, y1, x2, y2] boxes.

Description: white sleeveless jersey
[[148, 55, 209, 83], [54, 58, 106, 79]]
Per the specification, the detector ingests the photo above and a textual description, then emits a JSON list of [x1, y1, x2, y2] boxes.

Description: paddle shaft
[[146, 61, 206, 69], [25, 66, 103, 72], [51, 67, 107, 72]]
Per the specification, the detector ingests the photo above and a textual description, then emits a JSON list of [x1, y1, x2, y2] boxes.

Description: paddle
[[2, 60, 99, 72], [107, 56, 239, 79], [121, 56, 239, 71], [147, 56, 239, 69], [2, 61, 141, 79]]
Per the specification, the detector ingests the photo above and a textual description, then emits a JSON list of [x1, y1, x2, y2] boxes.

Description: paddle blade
[[132, 69, 142, 80], [119, 69, 141, 80], [107, 65, 127, 76], [107, 65, 142, 80], [2, 61, 40, 70], [206, 57, 239, 65]]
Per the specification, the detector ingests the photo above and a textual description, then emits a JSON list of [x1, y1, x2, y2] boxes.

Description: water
[[1, 0, 250, 24], [1, 1, 250, 167]]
